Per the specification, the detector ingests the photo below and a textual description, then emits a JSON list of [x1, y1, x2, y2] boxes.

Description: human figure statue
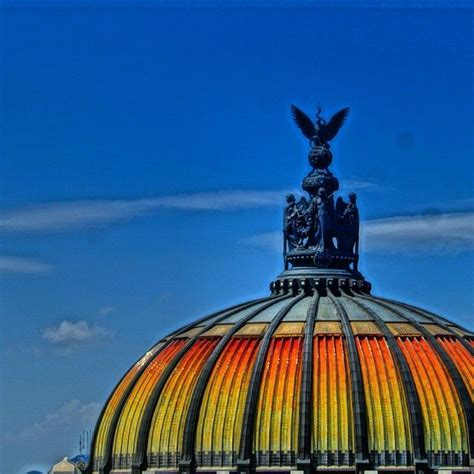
[[336, 192, 359, 254], [284, 194, 311, 250], [283, 194, 299, 250], [314, 187, 335, 252]]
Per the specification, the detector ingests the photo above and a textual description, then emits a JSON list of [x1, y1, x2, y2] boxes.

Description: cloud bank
[[242, 211, 474, 255], [361, 212, 474, 253], [0, 191, 284, 234], [0, 256, 53, 274], [0, 184, 378, 235]]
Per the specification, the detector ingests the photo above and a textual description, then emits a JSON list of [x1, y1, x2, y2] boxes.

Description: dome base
[[271, 266, 371, 295]]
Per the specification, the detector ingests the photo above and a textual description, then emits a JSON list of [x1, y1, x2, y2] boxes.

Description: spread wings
[[291, 105, 316, 139], [318, 107, 350, 143]]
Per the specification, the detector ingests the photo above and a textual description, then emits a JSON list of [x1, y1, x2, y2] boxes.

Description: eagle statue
[[291, 104, 350, 148]]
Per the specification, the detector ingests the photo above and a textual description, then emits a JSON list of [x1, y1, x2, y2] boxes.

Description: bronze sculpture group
[[283, 104, 359, 271]]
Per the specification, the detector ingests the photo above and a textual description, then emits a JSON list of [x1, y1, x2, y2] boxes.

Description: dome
[[85, 105, 473, 474], [87, 285, 473, 474]]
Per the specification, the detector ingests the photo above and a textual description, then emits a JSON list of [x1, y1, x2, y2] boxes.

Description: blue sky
[[0, 2, 473, 473]]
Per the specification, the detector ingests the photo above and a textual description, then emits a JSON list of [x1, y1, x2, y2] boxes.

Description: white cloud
[[341, 179, 384, 191], [241, 231, 283, 252], [242, 212, 474, 255], [0, 191, 284, 234], [42, 320, 112, 345], [0, 256, 53, 274], [0, 185, 382, 235], [361, 211, 474, 253], [3, 399, 101, 442]]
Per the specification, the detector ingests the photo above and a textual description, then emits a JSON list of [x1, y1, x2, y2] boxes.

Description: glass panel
[[282, 296, 313, 321], [316, 297, 340, 321], [338, 298, 373, 321], [354, 298, 407, 322], [248, 299, 292, 323], [218, 301, 271, 324]]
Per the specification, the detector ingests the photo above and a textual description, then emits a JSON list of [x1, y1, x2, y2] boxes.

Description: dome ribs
[[230, 339, 261, 463], [296, 293, 319, 473], [197, 337, 238, 467], [354, 295, 473, 468], [328, 293, 370, 471], [87, 341, 165, 474], [127, 297, 272, 474], [112, 339, 186, 469], [208, 338, 253, 466], [436, 337, 474, 400], [150, 338, 218, 467], [312, 332, 354, 466], [178, 294, 293, 473], [286, 336, 302, 461], [237, 293, 307, 474], [399, 337, 468, 466], [347, 295, 427, 468], [377, 336, 411, 455], [337, 329, 354, 461], [378, 296, 474, 357], [255, 334, 285, 464], [253, 328, 304, 467]]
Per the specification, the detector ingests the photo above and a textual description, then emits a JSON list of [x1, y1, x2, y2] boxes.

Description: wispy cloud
[[0, 185, 381, 235], [2, 399, 100, 443], [362, 211, 474, 253], [0, 191, 283, 234], [242, 211, 474, 255], [241, 231, 283, 252], [42, 320, 112, 352], [342, 179, 385, 191], [0, 256, 53, 274]]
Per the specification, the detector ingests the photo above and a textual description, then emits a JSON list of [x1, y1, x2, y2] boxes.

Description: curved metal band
[[328, 292, 369, 469], [237, 292, 307, 473], [357, 294, 473, 464], [296, 293, 320, 472], [178, 294, 293, 472], [130, 296, 274, 474], [347, 294, 427, 465]]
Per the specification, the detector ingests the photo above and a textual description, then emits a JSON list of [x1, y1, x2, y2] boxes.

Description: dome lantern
[[85, 105, 473, 474], [275, 104, 370, 294]]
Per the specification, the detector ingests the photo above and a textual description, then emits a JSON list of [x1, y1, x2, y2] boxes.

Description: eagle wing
[[319, 107, 350, 143], [290, 105, 316, 139]]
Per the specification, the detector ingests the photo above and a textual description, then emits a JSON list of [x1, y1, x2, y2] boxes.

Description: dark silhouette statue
[[336, 192, 359, 254], [291, 104, 350, 147], [283, 103, 359, 272]]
